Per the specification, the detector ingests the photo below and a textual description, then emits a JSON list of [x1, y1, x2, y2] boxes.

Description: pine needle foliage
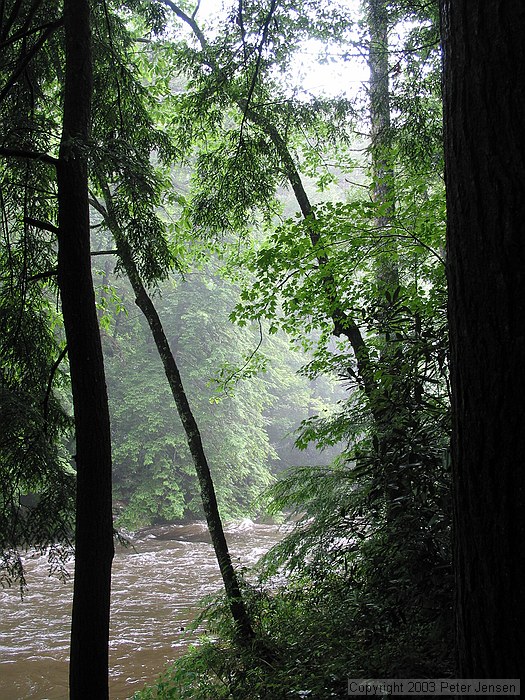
[[0, 0, 183, 586]]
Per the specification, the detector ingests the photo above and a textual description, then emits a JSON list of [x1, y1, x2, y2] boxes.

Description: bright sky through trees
[[193, 0, 369, 99]]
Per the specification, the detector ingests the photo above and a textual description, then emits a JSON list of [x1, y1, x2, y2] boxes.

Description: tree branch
[[91, 249, 117, 256], [238, 0, 277, 137], [88, 195, 107, 219], [0, 147, 58, 166], [159, 0, 207, 49], [25, 217, 58, 234], [0, 16, 64, 50], [42, 344, 68, 430], [0, 0, 24, 43], [0, 17, 63, 104], [28, 268, 57, 282]]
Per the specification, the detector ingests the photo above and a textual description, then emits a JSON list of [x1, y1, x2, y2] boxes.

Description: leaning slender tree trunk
[[57, 2, 114, 697], [166, 2, 377, 399], [441, 0, 525, 679], [92, 188, 254, 645], [130, 269, 255, 644]]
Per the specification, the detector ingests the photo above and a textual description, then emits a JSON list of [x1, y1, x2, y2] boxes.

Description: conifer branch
[[0, 147, 58, 166]]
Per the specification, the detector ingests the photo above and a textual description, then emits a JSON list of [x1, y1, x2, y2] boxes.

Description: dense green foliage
[[0, 243, 75, 585], [0, 0, 71, 584], [2, 0, 454, 694], [0, 0, 182, 586], [96, 259, 342, 528], [130, 0, 452, 696]]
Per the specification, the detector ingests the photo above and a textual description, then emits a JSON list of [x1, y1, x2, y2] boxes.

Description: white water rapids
[[0, 519, 282, 700]]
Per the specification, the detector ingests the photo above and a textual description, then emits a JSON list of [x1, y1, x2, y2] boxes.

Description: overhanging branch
[[0, 147, 58, 166], [91, 249, 117, 256], [25, 217, 59, 234]]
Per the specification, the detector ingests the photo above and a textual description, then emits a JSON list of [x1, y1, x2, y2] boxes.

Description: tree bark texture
[[367, 0, 392, 202], [57, 2, 114, 697], [441, 0, 525, 679]]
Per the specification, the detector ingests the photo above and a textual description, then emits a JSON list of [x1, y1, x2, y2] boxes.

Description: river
[[0, 519, 281, 700]]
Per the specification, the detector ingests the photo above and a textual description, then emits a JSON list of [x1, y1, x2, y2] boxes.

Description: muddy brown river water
[[0, 520, 281, 700]]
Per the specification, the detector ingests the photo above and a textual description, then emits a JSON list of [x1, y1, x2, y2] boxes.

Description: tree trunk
[[130, 271, 255, 643], [93, 187, 254, 644], [366, 0, 402, 512], [57, 2, 114, 697], [441, 0, 525, 678]]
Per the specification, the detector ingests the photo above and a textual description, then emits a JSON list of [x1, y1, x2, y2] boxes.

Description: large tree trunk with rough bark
[[440, 0, 525, 679], [57, 1, 114, 697]]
